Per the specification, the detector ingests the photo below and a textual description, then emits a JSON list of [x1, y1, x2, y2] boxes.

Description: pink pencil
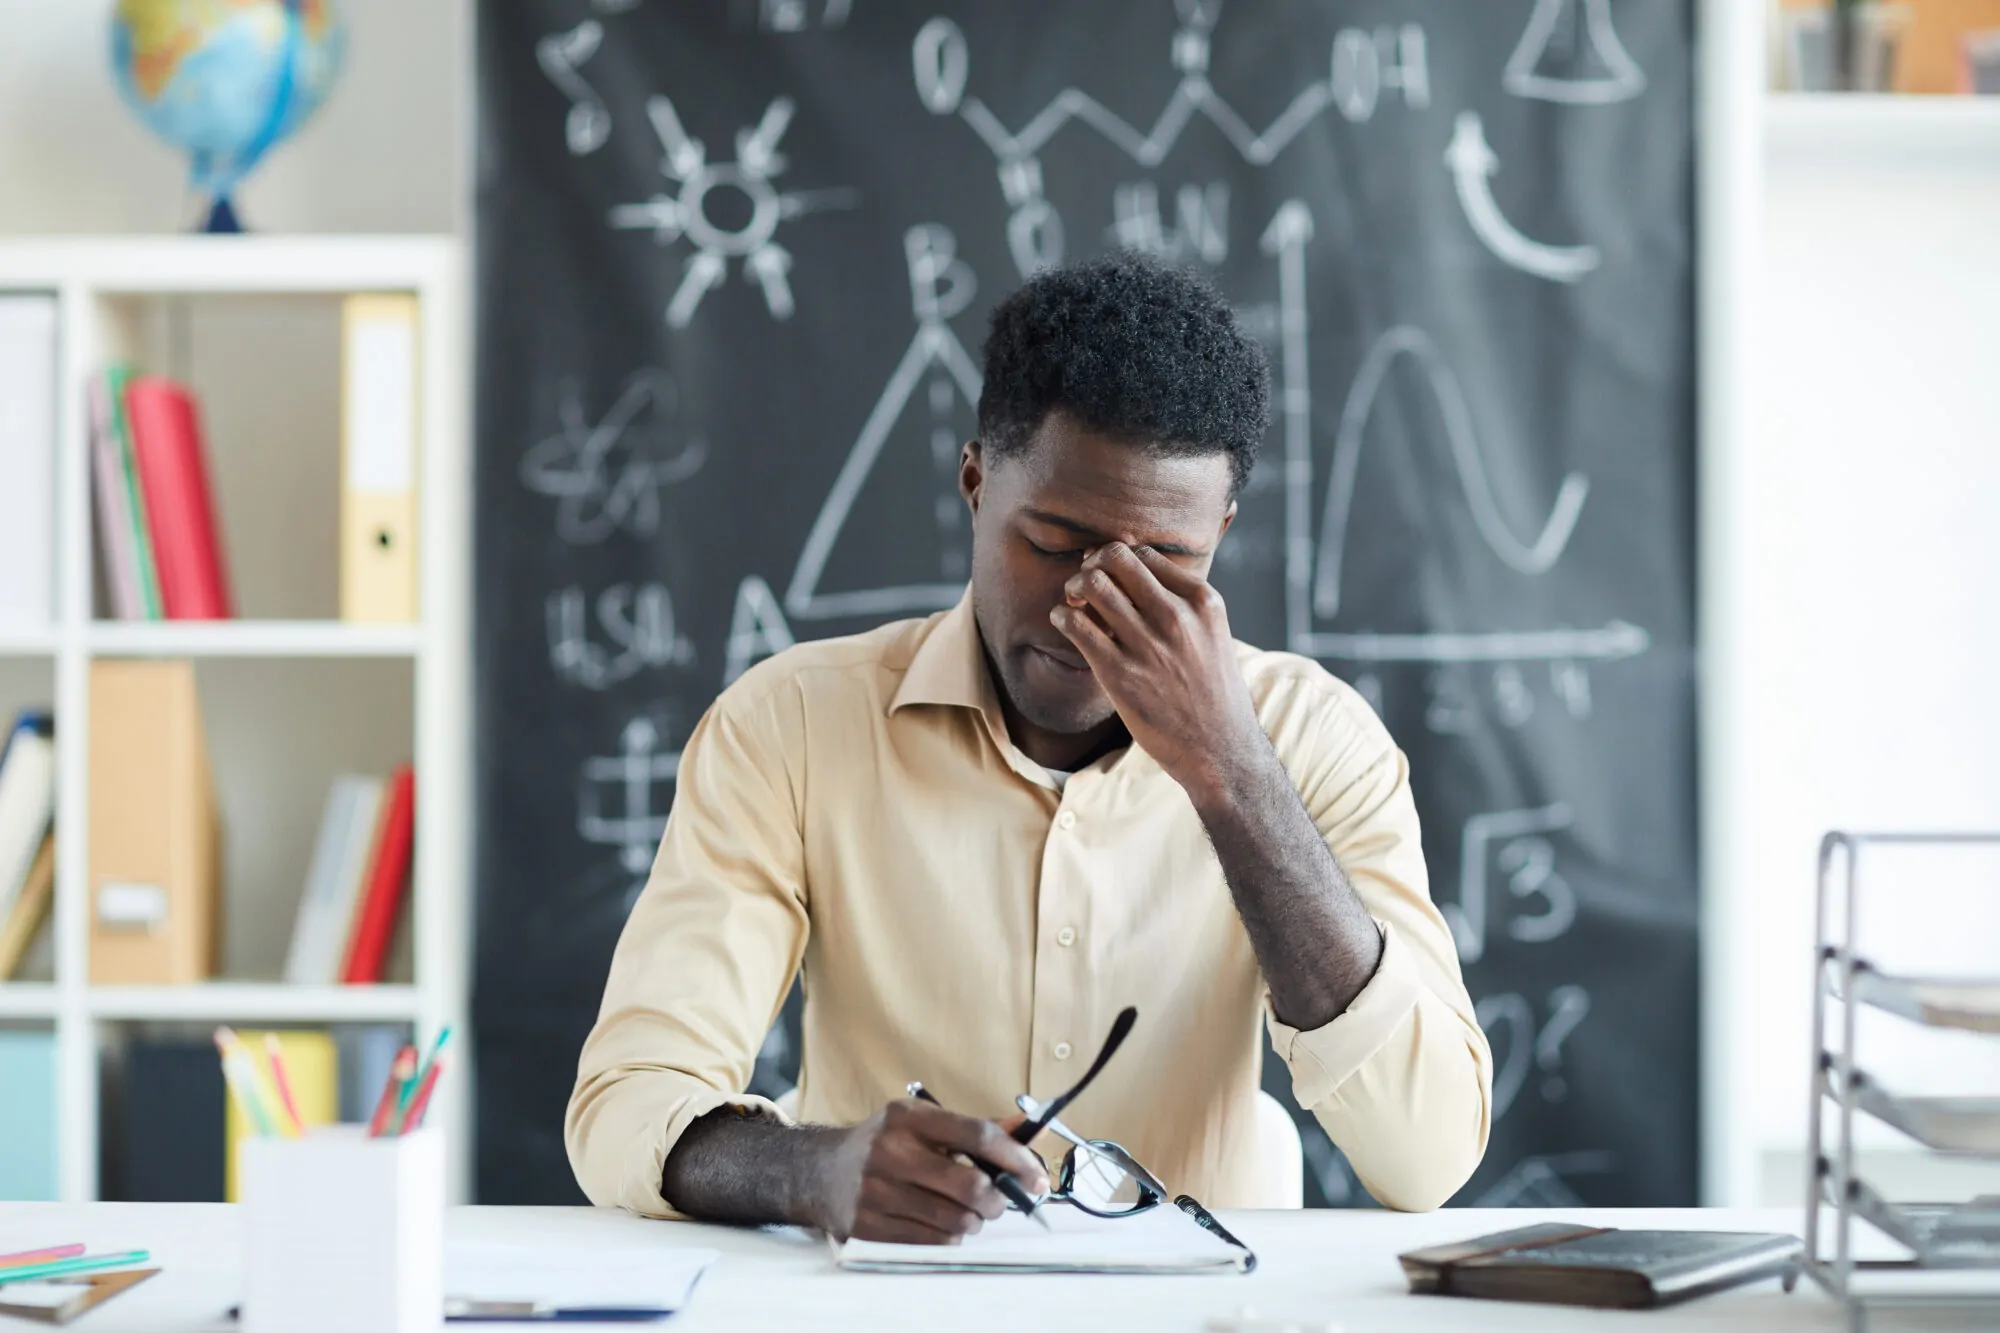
[[0, 1243, 85, 1270], [264, 1033, 306, 1137], [397, 1058, 446, 1135]]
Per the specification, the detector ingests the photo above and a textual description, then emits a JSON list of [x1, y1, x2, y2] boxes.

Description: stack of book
[[284, 765, 416, 986], [91, 366, 234, 622], [0, 709, 55, 981]]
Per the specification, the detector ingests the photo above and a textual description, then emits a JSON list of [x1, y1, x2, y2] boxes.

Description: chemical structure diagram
[[609, 94, 858, 328], [912, 0, 1429, 276]]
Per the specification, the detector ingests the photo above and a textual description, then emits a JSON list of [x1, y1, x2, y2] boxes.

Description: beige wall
[[0, 0, 467, 236]]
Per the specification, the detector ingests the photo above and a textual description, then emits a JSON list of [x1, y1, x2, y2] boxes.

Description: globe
[[111, 1, 347, 233]]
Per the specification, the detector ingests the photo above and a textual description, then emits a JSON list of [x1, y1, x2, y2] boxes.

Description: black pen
[[904, 1081, 1050, 1230]]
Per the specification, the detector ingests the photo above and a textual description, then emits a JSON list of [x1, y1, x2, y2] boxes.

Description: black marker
[[905, 1081, 1050, 1230]]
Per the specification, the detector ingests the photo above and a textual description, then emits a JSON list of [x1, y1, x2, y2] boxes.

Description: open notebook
[[837, 1201, 1252, 1274]]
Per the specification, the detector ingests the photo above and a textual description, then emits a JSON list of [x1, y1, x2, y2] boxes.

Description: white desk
[[0, 1203, 1943, 1331]]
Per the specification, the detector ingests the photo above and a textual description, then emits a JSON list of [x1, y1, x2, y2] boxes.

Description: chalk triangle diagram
[[1504, 0, 1646, 105], [785, 225, 984, 623]]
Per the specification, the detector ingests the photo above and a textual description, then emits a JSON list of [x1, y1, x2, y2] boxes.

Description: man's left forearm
[[1186, 741, 1384, 1032]]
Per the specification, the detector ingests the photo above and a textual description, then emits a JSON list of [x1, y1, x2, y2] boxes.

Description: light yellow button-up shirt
[[566, 597, 1493, 1216]]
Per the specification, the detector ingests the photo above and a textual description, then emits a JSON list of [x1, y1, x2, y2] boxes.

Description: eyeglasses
[[1016, 1091, 1169, 1218], [1005, 1007, 1170, 1218]]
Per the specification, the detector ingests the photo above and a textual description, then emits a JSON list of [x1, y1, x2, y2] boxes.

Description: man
[[567, 252, 1492, 1241]]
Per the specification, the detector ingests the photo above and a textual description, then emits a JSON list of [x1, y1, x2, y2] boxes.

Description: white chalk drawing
[[1478, 984, 1591, 1122], [724, 574, 797, 685], [538, 20, 613, 156], [1505, 0, 1646, 105], [1446, 112, 1600, 283], [1258, 210, 1645, 684], [547, 583, 695, 690], [1550, 656, 1594, 719], [1425, 666, 1478, 737], [1450, 803, 1578, 964], [1108, 180, 1230, 265], [520, 371, 708, 545], [760, 0, 853, 31], [609, 94, 858, 327], [1492, 663, 1535, 728], [579, 717, 681, 874], [1474, 1150, 1615, 1207], [785, 225, 982, 621], [917, 2, 1427, 275], [594, 0, 640, 12]]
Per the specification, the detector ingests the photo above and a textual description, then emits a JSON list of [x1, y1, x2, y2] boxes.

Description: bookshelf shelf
[[0, 233, 470, 1205], [0, 628, 59, 656], [86, 621, 423, 659], [0, 984, 58, 1020], [87, 983, 423, 1024]]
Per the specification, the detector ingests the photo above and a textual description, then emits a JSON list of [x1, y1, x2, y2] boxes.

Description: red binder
[[124, 377, 234, 620], [341, 764, 415, 985]]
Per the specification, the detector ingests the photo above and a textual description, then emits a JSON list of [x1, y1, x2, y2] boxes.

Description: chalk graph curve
[[1313, 327, 1590, 621]]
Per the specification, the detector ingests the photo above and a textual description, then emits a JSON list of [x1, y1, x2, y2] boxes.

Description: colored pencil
[[368, 1046, 418, 1138], [214, 1031, 280, 1139], [264, 1032, 306, 1137], [0, 1250, 150, 1285], [390, 1026, 453, 1135], [0, 1243, 84, 1270], [399, 1056, 445, 1134]]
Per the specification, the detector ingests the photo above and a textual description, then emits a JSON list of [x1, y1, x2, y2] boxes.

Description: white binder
[[0, 295, 58, 629]]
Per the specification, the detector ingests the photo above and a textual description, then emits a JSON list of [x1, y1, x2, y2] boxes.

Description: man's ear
[[960, 439, 985, 514], [1217, 498, 1238, 540]]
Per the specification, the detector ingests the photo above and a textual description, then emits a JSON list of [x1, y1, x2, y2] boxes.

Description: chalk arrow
[[1445, 112, 1599, 284], [646, 95, 707, 181], [1258, 198, 1316, 254], [746, 243, 796, 320], [666, 250, 727, 328], [736, 97, 795, 178]]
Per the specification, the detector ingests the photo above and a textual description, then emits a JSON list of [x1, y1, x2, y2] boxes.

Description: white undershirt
[[1043, 767, 1073, 792]]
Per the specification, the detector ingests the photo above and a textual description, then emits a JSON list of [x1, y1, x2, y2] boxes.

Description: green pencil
[[0, 1250, 150, 1286]]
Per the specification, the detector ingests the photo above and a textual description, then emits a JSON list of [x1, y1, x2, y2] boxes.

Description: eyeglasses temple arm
[[1011, 1005, 1137, 1143]]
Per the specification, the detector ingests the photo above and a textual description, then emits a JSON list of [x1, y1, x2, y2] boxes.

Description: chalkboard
[[474, 0, 1696, 1208]]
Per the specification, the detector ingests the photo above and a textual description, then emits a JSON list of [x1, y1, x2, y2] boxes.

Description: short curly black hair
[[977, 251, 1270, 498]]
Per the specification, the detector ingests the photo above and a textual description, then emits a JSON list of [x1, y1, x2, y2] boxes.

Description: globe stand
[[202, 195, 246, 235]]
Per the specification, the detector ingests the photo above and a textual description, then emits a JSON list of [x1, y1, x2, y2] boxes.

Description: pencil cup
[[241, 1125, 444, 1333]]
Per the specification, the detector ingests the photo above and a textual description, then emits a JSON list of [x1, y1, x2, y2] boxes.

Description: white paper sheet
[[837, 1202, 1248, 1273], [444, 1241, 718, 1315]]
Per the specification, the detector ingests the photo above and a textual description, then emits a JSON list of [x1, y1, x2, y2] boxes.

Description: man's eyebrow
[[1020, 507, 1206, 558]]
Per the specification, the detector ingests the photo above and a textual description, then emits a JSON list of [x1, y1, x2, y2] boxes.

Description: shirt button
[[1056, 810, 1077, 831], [1056, 927, 1077, 948], [1053, 1041, 1073, 1060]]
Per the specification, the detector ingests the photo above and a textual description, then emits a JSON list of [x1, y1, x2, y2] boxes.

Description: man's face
[[961, 410, 1236, 738]]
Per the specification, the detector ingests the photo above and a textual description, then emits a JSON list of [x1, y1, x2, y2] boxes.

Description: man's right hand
[[809, 1099, 1051, 1244]]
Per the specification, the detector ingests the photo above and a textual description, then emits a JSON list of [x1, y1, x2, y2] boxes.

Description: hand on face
[[1049, 543, 1266, 800]]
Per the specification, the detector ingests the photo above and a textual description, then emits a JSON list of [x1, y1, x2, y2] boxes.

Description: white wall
[[0, 0, 466, 236], [1708, 106, 2000, 1205]]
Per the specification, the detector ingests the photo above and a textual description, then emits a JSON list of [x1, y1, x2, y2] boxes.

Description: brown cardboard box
[[89, 660, 220, 984]]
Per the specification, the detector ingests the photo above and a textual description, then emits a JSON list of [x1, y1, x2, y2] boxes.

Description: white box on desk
[[241, 1125, 444, 1333]]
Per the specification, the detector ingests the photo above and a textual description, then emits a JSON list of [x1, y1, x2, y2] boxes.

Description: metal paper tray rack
[[1801, 831, 2000, 1332]]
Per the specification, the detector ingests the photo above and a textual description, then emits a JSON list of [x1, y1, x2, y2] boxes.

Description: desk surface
[[0, 1203, 1966, 1331]]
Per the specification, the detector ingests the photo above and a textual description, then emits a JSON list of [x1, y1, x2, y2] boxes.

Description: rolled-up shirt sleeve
[[564, 678, 807, 1218], [1265, 691, 1493, 1212]]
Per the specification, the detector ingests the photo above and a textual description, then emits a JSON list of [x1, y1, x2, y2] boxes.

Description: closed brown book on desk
[[88, 660, 220, 984], [1400, 1223, 1801, 1310]]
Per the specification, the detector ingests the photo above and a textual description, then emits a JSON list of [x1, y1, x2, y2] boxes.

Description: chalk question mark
[[1536, 985, 1590, 1101]]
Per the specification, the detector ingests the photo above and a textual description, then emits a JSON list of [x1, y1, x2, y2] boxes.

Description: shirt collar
[[890, 594, 1158, 787], [889, 593, 993, 715]]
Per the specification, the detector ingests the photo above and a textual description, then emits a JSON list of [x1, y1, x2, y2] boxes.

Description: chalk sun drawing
[[610, 94, 857, 327]]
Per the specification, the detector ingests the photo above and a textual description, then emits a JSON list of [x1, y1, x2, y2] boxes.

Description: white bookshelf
[[0, 235, 471, 1204], [1767, 92, 2000, 154]]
